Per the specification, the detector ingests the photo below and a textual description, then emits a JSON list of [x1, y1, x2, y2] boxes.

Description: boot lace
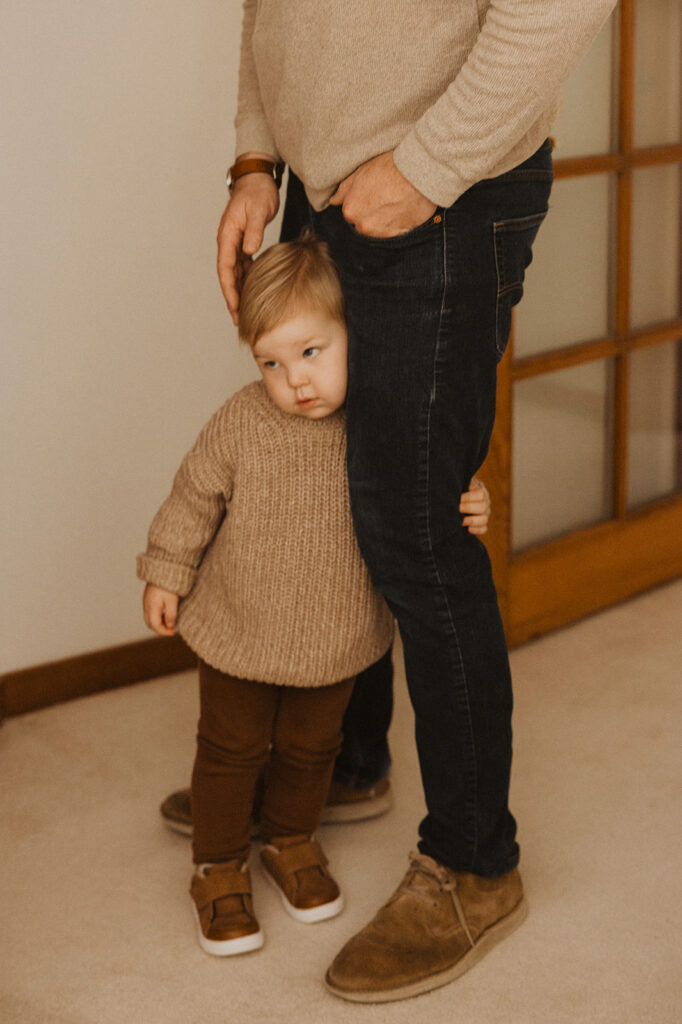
[[400, 851, 474, 947]]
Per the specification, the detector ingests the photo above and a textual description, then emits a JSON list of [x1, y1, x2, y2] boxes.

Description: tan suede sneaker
[[325, 852, 527, 1002], [260, 835, 344, 923], [190, 860, 263, 956]]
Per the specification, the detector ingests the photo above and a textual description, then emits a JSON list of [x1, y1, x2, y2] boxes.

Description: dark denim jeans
[[333, 645, 393, 789], [280, 142, 553, 876]]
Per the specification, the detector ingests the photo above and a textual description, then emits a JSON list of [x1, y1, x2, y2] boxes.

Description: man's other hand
[[329, 151, 436, 239]]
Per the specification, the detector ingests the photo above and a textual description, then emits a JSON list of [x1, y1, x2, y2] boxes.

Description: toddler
[[137, 235, 490, 956]]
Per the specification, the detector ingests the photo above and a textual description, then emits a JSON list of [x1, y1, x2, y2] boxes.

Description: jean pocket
[[345, 210, 442, 248], [493, 211, 547, 360]]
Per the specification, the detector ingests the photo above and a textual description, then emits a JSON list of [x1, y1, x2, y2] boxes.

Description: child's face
[[252, 310, 348, 419]]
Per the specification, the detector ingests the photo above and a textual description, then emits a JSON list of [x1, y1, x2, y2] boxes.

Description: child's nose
[[287, 365, 309, 388]]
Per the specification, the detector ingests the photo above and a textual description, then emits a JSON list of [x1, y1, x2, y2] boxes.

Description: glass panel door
[[481, 0, 682, 646]]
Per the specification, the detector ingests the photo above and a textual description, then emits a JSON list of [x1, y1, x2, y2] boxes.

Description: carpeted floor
[[1, 580, 681, 1024]]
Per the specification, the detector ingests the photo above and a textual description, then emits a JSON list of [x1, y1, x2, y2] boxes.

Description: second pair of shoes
[[190, 835, 342, 956], [161, 777, 393, 837]]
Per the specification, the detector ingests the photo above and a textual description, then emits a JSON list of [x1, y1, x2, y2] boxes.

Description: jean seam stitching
[[493, 223, 504, 360], [419, 212, 479, 868]]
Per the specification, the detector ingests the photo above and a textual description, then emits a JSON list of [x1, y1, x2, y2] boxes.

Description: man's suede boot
[[325, 851, 527, 1003]]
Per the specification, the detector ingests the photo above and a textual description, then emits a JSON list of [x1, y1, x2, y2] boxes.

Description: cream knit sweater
[[236, 0, 616, 209], [137, 382, 394, 686]]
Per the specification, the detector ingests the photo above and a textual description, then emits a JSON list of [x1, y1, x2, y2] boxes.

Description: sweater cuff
[[393, 131, 469, 210], [136, 554, 197, 598], [234, 114, 281, 164]]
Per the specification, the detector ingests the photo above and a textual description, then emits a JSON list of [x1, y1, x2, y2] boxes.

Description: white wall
[[2, 2, 282, 672]]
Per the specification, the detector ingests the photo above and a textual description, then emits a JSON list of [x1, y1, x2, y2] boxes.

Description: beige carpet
[[1, 581, 681, 1024]]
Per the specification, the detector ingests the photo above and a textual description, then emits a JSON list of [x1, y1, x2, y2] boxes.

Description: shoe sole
[[320, 788, 393, 824], [163, 816, 261, 839], [192, 905, 264, 957], [161, 788, 393, 837], [261, 861, 345, 923], [324, 896, 529, 1003], [163, 816, 193, 837]]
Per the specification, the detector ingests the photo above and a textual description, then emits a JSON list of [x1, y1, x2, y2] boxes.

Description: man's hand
[[217, 154, 280, 324], [143, 584, 180, 637], [329, 151, 437, 238]]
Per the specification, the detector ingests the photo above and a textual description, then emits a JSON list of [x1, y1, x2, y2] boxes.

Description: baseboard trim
[[0, 636, 197, 720]]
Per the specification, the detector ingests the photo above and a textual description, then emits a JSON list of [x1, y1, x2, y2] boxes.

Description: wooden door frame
[[483, 0, 682, 646]]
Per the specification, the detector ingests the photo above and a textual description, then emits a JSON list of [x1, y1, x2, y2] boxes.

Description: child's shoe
[[190, 860, 264, 956], [260, 835, 344, 923]]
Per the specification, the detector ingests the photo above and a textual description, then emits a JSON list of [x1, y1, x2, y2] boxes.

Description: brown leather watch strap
[[227, 158, 285, 191]]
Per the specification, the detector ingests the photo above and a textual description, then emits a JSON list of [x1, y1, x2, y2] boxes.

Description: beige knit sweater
[[137, 382, 394, 686], [236, 0, 616, 209]]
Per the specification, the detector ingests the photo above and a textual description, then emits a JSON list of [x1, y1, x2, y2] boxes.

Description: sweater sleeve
[[393, 0, 617, 207], [136, 403, 236, 597], [234, 0, 281, 160]]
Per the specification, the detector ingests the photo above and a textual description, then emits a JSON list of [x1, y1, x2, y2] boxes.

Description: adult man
[[213, 0, 615, 1003]]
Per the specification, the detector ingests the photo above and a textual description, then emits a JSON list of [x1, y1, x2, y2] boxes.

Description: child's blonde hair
[[238, 233, 345, 347]]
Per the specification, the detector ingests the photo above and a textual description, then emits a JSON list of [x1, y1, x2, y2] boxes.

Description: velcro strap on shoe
[[190, 869, 251, 910], [267, 839, 328, 880]]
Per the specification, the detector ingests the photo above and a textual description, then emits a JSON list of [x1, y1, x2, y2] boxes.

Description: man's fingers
[[217, 218, 246, 316], [224, 287, 240, 324], [217, 269, 240, 322], [217, 223, 244, 276], [222, 251, 254, 323], [223, 254, 249, 322], [217, 204, 266, 318], [329, 173, 353, 207], [242, 218, 265, 257]]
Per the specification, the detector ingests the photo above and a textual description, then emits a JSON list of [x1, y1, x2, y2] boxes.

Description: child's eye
[[303, 347, 319, 358], [263, 360, 279, 369]]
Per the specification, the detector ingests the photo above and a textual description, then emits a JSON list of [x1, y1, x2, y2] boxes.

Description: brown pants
[[191, 660, 355, 864]]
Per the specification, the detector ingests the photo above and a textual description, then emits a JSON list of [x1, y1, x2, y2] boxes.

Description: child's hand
[[143, 584, 179, 637], [460, 476, 491, 536]]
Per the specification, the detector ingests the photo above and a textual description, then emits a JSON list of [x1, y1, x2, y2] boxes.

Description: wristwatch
[[226, 158, 285, 192]]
